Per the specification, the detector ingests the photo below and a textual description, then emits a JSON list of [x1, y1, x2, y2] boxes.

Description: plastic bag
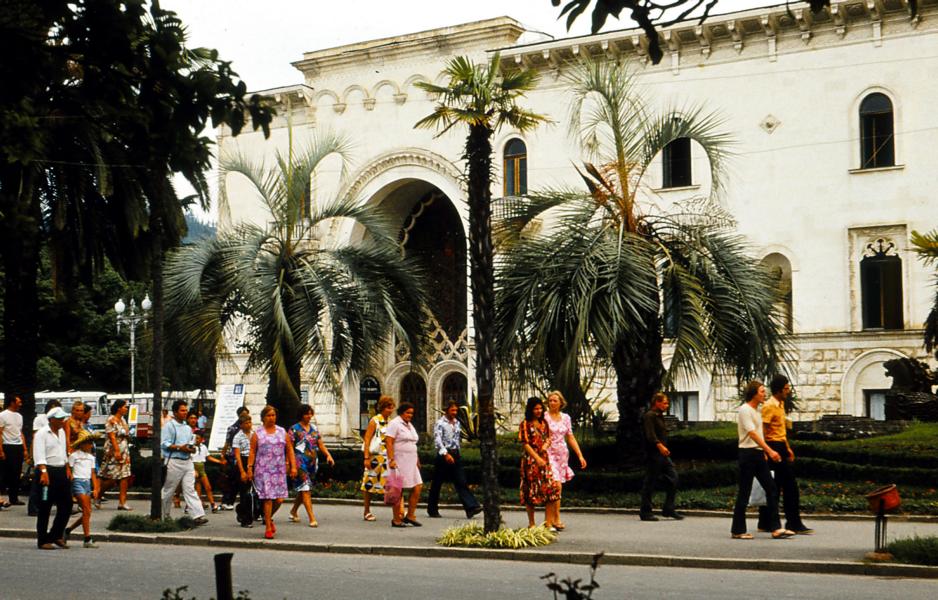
[[748, 480, 767, 507], [384, 469, 403, 506]]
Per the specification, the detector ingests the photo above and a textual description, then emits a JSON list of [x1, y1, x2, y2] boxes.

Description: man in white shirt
[[28, 400, 62, 517], [427, 401, 481, 519], [33, 407, 73, 550], [160, 400, 207, 524], [0, 396, 30, 506], [730, 380, 791, 540]]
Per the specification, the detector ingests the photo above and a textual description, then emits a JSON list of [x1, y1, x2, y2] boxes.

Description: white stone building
[[216, 1, 938, 435]]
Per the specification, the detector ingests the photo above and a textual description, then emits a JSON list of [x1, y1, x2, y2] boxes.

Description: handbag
[[362, 423, 382, 455], [383, 469, 403, 506]]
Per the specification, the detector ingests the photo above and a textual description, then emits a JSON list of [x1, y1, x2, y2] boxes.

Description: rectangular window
[[668, 392, 699, 422], [864, 389, 887, 421], [504, 159, 516, 196], [861, 256, 903, 330], [662, 138, 692, 188], [861, 113, 895, 169]]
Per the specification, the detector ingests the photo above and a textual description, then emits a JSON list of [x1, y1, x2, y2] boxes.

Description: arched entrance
[[441, 372, 468, 408], [400, 372, 427, 433], [400, 188, 467, 341]]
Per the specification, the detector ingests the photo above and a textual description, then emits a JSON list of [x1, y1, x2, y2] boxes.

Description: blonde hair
[[546, 390, 567, 410], [376, 395, 395, 412]]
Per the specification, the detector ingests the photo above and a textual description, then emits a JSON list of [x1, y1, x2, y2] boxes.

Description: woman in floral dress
[[545, 390, 587, 531], [519, 397, 560, 530], [96, 399, 133, 510], [288, 404, 334, 527], [248, 405, 296, 539], [360, 395, 395, 522]]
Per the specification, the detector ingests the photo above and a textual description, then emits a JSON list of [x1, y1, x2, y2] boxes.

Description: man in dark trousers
[[427, 401, 481, 519], [33, 407, 73, 549], [0, 395, 30, 507], [639, 392, 683, 521]]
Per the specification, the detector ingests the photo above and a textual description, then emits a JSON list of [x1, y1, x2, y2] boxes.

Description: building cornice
[[291, 17, 525, 77], [496, 1, 936, 72]]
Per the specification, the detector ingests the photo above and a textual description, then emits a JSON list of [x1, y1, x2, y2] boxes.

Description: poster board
[[127, 403, 139, 437], [208, 384, 245, 451]]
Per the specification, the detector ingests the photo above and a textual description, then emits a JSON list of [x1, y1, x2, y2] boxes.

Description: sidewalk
[[3, 499, 937, 578]]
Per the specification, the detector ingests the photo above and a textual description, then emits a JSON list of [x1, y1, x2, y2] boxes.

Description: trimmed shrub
[[887, 535, 938, 565]]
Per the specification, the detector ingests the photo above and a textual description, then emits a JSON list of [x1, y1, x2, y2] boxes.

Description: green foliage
[[542, 553, 603, 599], [107, 513, 194, 533], [437, 522, 557, 548], [161, 586, 252, 600], [164, 133, 428, 413], [887, 535, 938, 566], [35, 357, 64, 389]]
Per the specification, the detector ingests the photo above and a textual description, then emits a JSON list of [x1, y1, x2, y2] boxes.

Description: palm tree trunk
[[0, 167, 41, 429], [466, 124, 501, 533], [264, 356, 302, 425], [149, 200, 166, 520], [611, 317, 664, 464]]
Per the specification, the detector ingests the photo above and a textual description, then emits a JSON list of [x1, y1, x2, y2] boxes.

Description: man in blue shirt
[[427, 401, 481, 519], [160, 400, 207, 525]]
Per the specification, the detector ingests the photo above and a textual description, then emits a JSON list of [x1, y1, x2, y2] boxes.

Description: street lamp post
[[115, 295, 151, 414]]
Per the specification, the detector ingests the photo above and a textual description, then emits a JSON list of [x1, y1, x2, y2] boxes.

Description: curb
[[2, 527, 936, 579]]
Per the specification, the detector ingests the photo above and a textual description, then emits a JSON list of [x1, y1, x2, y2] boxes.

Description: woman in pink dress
[[248, 405, 296, 539], [545, 391, 587, 531], [384, 402, 423, 528]]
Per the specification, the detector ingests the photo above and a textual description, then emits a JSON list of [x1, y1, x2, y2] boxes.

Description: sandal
[[309, 520, 318, 528], [363, 512, 376, 522], [288, 513, 300, 523], [772, 529, 795, 539], [732, 533, 754, 539], [117, 504, 133, 511]]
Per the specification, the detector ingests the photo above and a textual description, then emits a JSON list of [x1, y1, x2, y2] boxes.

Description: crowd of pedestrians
[[0, 380, 816, 548]]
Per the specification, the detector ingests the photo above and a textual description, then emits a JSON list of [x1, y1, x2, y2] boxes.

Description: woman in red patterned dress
[[519, 397, 560, 530]]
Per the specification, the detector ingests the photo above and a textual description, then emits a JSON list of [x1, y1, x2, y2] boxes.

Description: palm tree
[[495, 57, 788, 459], [415, 54, 548, 532], [911, 229, 938, 358], [164, 132, 428, 420]]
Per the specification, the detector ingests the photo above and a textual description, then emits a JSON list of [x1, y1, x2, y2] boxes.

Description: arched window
[[662, 137, 692, 188], [861, 238, 902, 330], [503, 138, 527, 196], [859, 93, 895, 169], [761, 253, 793, 334]]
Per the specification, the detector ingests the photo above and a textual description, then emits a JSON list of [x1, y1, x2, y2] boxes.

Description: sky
[[160, 0, 770, 218]]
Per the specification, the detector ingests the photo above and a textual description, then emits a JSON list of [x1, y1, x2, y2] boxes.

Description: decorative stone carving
[[883, 358, 938, 421], [343, 149, 464, 203], [760, 114, 781, 134]]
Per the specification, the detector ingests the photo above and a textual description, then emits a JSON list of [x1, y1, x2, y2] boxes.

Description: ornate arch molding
[[427, 360, 469, 412], [384, 362, 429, 401], [840, 348, 907, 416], [342, 149, 464, 203]]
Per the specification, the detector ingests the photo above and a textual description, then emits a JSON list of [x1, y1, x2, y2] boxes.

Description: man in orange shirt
[[758, 375, 813, 535]]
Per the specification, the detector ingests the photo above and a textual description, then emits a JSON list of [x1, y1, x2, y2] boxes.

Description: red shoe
[[264, 526, 274, 540], [271, 522, 276, 534]]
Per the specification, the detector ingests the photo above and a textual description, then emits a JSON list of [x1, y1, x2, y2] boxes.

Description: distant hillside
[[184, 213, 217, 243]]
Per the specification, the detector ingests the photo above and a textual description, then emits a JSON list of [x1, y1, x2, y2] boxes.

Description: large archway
[[400, 372, 428, 433]]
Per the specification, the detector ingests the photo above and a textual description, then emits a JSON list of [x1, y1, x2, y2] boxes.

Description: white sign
[[208, 384, 245, 451]]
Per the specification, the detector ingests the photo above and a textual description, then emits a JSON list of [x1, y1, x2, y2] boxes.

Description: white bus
[[33, 391, 109, 431]]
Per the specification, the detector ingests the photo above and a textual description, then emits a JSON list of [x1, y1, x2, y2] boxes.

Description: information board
[[208, 384, 245, 451]]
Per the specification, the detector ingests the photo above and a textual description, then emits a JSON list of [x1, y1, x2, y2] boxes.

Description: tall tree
[[0, 0, 271, 518], [495, 57, 787, 459], [415, 54, 548, 532], [164, 132, 428, 422]]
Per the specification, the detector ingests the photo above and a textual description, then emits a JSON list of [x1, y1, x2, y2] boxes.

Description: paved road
[[4, 499, 937, 563], [0, 538, 935, 600]]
